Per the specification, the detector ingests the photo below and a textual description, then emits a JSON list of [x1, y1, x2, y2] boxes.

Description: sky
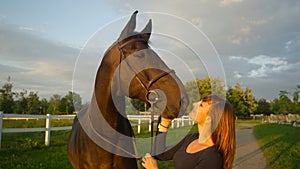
[[0, 0, 300, 102]]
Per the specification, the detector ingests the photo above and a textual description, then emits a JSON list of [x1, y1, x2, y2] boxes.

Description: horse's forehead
[[127, 49, 167, 69]]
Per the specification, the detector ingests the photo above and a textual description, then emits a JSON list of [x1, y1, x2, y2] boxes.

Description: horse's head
[[109, 11, 189, 119]]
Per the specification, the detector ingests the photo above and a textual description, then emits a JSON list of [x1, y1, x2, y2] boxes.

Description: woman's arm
[[153, 117, 185, 161]]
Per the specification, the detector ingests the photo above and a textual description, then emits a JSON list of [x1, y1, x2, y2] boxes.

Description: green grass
[[1, 119, 74, 169], [253, 123, 300, 169], [0, 119, 197, 169], [7, 119, 292, 169], [1, 130, 72, 169], [3, 119, 74, 128]]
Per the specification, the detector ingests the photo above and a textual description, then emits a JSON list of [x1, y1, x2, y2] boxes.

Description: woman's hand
[[142, 153, 158, 169]]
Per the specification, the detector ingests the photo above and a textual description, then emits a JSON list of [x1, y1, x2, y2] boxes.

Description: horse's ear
[[140, 19, 152, 42], [119, 10, 138, 41]]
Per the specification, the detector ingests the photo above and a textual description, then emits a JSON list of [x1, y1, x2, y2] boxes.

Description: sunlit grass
[[253, 124, 300, 169], [1, 119, 197, 169]]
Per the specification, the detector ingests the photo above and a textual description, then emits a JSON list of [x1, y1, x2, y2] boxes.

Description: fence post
[[45, 114, 51, 146], [148, 119, 151, 132], [138, 119, 141, 134], [0, 111, 3, 149]]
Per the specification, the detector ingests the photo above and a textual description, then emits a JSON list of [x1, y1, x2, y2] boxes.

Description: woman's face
[[188, 101, 211, 124]]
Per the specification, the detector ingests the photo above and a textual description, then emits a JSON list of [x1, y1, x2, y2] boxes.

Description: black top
[[154, 133, 223, 169]]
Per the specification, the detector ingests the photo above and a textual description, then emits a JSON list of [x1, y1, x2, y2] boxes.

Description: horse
[[67, 11, 189, 169]]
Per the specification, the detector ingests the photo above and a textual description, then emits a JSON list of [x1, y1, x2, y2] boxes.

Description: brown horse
[[67, 11, 189, 169]]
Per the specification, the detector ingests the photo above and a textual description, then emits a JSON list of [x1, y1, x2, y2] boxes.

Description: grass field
[[0, 119, 197, 169], [1, 130, 72, 169], [3, 119, 300, 169], [253, 123, 300, 169]]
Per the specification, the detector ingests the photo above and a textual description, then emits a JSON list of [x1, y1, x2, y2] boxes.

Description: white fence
[[251, 113, 300, 127], [0, 111, 193, 148]]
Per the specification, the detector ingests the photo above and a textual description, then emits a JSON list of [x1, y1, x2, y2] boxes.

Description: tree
[[293, 85, 300, 102], [131, 99, 148, 112], [58, 91, 83, 114], [72, 92, 83, 112], [58, 97, 68, 113], [47, 94, 61, 114], [271, 98, 292, 115], [0, 77, 15, 113], [255, 98, 271, 115], [244, 87, 257, 115], [292, 85, 300, 114], [27, 91, 41, 114], [270, 90, 293, 115], [0, 76, 86, 114], [226, 83, 244, 117], [226, 83, 257, 118], [124, 97, 149, 115], [14, 89, 28, 114], [185, 77, 226, 113], [40, 98, 49, 115], [279, 90, 289, 100]]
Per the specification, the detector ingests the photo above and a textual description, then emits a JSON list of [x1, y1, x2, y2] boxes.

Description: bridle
[[117, 37, 175, 92], [117, 37, 174, 153]]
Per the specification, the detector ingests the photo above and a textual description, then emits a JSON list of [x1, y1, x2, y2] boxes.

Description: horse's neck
[[94, 54, 126, 128]]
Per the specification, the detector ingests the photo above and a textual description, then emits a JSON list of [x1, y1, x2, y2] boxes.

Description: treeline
[[0, 79, 84, 114], [1, 77, 300, 117], [184, 77, 300, 117], [185, 77, 257, 118]]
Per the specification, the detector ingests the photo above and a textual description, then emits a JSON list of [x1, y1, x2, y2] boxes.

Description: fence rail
[[251, 113, 300, 127], [0, 111, 193, 148]]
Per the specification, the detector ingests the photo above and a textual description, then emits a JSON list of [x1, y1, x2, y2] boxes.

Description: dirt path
[[233, 124, 267, 169]]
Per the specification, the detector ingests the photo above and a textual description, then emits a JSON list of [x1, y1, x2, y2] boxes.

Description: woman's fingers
[[141, 153, 158, 169]]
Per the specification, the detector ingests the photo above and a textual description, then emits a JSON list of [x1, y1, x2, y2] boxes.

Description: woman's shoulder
[[201, 145, 223, 164], [195, 146, 223, 169]]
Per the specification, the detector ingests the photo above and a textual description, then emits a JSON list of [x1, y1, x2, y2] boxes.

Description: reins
[[146, 90, 159, 154], [117, 37, 173, 154]]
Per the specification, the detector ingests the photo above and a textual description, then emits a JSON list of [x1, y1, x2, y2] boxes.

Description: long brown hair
[[202, 94, 236, 169]]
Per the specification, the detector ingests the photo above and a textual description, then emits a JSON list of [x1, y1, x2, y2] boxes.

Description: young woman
[[142, 94, 236, 169]]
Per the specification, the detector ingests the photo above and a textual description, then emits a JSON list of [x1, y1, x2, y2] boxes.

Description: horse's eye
[[136, 52, 145, 58]]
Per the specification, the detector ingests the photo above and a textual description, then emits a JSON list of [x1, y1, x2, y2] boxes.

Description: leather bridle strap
[[117, 37, 174, 154], [118, 38, 147, 48], [117, 38, 175, 92], [146, 69, 174, 90]]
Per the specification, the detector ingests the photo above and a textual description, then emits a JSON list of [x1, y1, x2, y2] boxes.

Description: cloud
[[233, 71, 242, 79], [228, 35, 242, 45], [1, 0, 300, 101], [0, 63, 30, 74], [229, 55, 297, 78], [240, 26, 251, 34], [100, 0, 300, 100], [0, 20, 79, 99], [191, 17, 203, 28], [219, 0, 244, 6]]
